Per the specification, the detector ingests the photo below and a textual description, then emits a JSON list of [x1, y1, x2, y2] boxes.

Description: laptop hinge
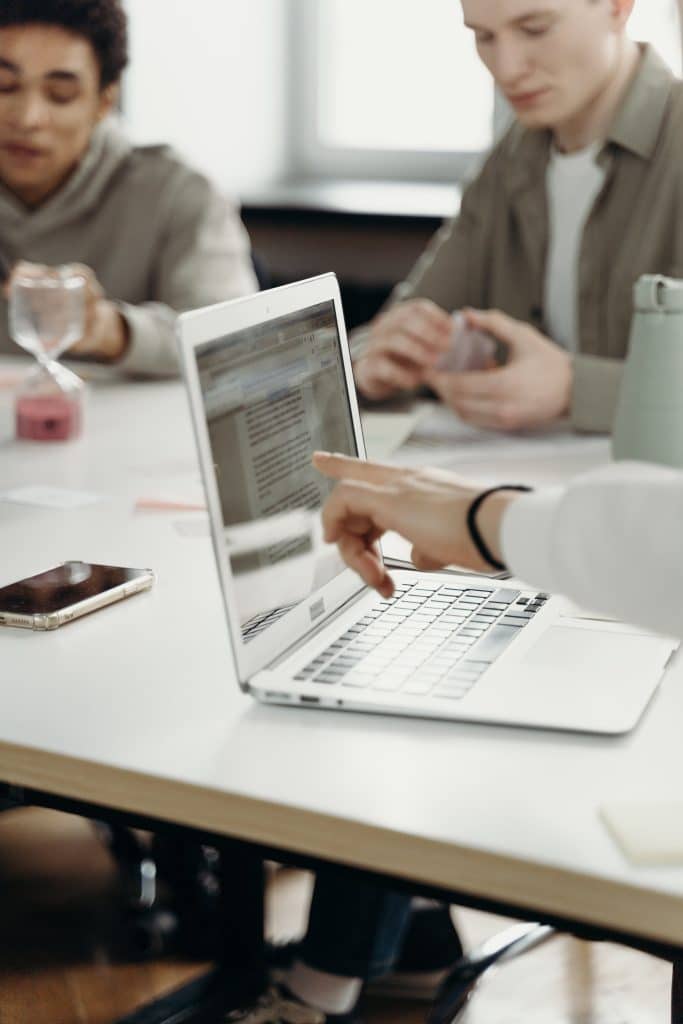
[[265, 585, 368, 670]]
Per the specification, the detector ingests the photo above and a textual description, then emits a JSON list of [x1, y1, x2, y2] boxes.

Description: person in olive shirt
[[354, 0, 683, 434], [0, 0, 257, 375]]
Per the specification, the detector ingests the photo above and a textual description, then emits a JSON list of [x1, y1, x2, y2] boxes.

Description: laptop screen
[[195, 299, 358, 641]]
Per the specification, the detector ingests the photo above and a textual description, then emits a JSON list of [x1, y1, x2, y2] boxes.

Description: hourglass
[[9, 265, 87, 441]]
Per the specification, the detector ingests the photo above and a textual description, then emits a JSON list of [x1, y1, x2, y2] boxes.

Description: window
[[317, 0, 492, 156], [122, 0, 288, 194], [630, 0, 681, 75], [291, 0, 681, 183], [291, 0, 491, 181]]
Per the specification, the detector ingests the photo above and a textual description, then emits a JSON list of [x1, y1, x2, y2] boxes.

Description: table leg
[[672, 961, 683, 1024]]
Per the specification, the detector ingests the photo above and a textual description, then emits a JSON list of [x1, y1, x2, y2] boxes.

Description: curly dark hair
[[0, 0, 128, 88]]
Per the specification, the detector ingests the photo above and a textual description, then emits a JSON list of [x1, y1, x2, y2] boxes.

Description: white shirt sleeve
[[500, 461, 683, 639]]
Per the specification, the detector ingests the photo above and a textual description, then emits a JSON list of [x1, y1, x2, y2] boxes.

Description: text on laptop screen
[[196, 300, 358, 642]]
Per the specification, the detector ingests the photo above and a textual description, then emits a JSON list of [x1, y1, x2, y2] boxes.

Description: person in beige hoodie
[[0, 0, 257, 377]]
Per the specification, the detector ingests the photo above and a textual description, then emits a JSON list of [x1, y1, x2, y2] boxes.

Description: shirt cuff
[[114, 301, 179, 378], [500, 488, 564, 593]]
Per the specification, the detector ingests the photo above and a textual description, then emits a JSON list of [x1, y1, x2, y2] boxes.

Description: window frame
[[287, 0, 492, 184]]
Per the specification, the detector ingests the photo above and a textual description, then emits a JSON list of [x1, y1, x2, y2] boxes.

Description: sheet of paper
[[601, 801, 683, 865], [2, 485, 104, 509], [408, 404, 580, 446], [361, 407, 428, 459], [393, 405, 609, 466]]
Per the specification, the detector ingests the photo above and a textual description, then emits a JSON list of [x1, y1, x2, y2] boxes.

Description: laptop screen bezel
[[177, 273, 369, 688]]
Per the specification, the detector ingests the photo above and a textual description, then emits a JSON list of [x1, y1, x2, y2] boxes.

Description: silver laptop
[[178, 274, 676, 735]]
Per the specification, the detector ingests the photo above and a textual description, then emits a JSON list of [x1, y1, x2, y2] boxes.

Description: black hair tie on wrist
[[466, 485, 533, 572]]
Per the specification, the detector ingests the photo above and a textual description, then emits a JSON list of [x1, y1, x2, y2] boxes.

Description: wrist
[[558, 353, 573, 417], [476, 491, 519, 567], [96, 300, 129, 361], [467, 486, 532, 570]]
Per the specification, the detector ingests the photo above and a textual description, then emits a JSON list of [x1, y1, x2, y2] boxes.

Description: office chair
[[0, 785, 223, 961], [97, 825, 225, 960]]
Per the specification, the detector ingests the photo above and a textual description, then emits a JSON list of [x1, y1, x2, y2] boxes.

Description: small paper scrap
[[2, 485, 103, 509], [135, 498, 206, 512]]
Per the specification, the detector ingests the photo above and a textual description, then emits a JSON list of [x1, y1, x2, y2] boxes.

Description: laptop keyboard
[[294, 582, 549, 701]]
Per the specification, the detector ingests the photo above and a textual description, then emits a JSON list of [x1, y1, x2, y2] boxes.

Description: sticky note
[[601, 801, 683, 865]]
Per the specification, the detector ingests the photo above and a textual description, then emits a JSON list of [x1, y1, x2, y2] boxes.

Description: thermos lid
[[634, 274, 683, 313]]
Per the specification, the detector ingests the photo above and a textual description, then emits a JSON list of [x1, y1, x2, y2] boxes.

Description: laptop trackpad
[[486, 625, 671, 734], [523, 624, 661, 675]]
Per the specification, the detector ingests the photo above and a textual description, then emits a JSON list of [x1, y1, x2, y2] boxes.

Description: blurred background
[[118, 0, 683, 328]]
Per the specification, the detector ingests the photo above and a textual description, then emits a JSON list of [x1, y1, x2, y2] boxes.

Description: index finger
[[313, 451, 407, 486], [392, 302, 452, 352], [66, 263, 103, 299], [338, 532, 395, 597], [405, 298, 453, 334], [463, 308, 517, 344]]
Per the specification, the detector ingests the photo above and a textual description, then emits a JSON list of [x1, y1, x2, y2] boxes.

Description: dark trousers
[[299, 871, 683, 1021], [298, 870, 413, 980]]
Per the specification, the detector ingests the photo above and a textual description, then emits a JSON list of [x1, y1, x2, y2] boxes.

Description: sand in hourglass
[[16, 391, 82, 440], [9, 267, 87, 442]]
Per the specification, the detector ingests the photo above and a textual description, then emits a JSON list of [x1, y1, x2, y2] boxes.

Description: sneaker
[[222, 985, 361, 1024], [269, 902, 463, 1004]]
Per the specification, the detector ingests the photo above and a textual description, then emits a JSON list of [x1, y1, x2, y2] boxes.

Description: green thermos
[[612, 275, 683, 467]]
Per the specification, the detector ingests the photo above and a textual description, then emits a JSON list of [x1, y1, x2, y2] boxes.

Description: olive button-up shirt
[[391, 46, 683, 433]]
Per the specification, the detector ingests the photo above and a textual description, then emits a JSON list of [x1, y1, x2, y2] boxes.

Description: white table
[[1, 376, 683, 965]]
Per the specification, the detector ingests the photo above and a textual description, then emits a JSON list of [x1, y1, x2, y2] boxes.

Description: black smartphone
[[0, 561, 155, 630]]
